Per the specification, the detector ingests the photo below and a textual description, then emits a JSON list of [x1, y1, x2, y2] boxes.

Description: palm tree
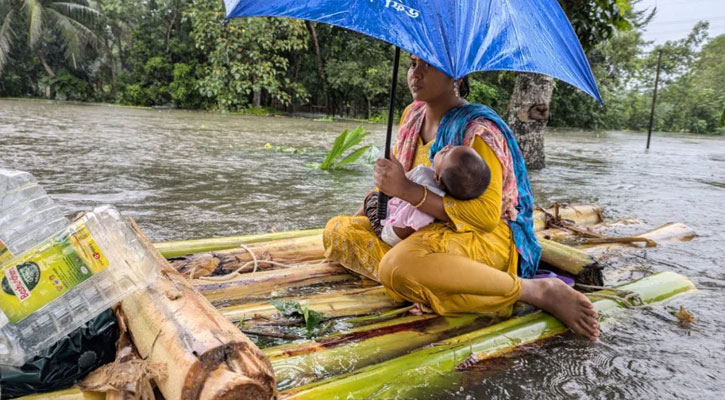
[[0, 0, 102, 77]]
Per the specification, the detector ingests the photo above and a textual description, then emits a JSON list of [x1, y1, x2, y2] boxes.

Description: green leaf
[[269, 300, 303, 318], [302, 301, 323, 333], [334, 145, 372, 168], [321, 128, 348, 170], [341, 125, 368, 152]]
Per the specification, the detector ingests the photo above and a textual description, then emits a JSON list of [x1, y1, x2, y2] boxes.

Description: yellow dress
[[323, 135, 522, 316]]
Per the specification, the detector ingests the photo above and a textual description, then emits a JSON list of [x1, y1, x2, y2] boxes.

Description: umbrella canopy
[[224, 0, 602, 102]]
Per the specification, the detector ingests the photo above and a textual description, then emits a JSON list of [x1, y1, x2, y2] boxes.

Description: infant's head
[[433, 145, 491, 200]]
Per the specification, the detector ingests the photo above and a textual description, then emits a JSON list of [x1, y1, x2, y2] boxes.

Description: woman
[[324, 55, 599, 340]]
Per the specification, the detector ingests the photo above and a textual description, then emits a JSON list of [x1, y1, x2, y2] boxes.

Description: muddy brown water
[[1, 99, 724, 398]]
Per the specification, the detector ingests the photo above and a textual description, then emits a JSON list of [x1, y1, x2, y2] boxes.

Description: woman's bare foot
[[520, 278, 600, 341]]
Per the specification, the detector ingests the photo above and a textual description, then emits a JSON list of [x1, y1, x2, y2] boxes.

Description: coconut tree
[[0, 0, 102, 78]]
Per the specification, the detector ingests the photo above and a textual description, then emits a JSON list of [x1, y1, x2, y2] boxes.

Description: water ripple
[[2, 99, 724, 399]]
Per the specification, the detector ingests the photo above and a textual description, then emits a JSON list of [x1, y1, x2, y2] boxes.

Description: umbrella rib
[[502, 0, 528, 72]]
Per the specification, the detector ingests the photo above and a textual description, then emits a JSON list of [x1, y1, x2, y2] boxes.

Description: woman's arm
[[374, 156, 450, 222], [374, 136, 503, 231]]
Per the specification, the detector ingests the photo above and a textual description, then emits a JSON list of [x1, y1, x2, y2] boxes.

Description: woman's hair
[[459, 76, 470, 98]]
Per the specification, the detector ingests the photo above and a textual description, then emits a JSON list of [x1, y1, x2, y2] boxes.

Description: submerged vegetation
[[307, 126, 376, 171], [269, 300, 324, 336], [0, 0, 722, 134]]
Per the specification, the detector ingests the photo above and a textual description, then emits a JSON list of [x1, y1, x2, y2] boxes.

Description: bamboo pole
[[539, 238, 602, 286], [120, 219, 277, 400], [193, 262, 356, 306], [14, 389, 105, 400], [160, 205, 601, 274], [219, 287, 404, 323], [171, 204, 603, 279], [172, 235, 326, 278], [155, 228, 323, 258], [281, 272, 695, 399], [266, 313, 495, 390], [539, 238, 598, 276]]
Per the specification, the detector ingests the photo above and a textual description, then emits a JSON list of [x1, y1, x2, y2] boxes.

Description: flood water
[[1, 99, 724, 398]]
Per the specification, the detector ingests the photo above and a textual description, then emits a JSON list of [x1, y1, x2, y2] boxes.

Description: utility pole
[[646, 49, 663, 150]]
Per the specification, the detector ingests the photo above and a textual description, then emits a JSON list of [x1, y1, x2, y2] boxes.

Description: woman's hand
[[374, 155, 411, 198]]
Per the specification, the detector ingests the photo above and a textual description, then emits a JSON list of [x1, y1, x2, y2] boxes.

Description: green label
[[0, 222, 109, 324]]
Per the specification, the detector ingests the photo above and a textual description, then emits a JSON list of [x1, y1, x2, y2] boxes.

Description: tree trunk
[[506, 73, 554, 170], [253, 89, 261, 108], [120, 219, 277, 400], [305, 21, 329, 113], [37, 51, 56, 77]]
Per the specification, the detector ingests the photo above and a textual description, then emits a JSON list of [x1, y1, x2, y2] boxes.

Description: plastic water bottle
[[0, 170, 159, 366], [0, 169, 69, 262]]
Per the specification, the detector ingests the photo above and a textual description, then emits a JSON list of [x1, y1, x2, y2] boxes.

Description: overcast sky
[[636, 0, 725, 44]]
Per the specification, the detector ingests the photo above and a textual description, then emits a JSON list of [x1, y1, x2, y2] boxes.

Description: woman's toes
[[579, 296, 595, 308], [578, 320, 597, 339]]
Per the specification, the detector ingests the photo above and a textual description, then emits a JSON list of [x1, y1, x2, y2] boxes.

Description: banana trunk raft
[[18, 205, 697, 400]]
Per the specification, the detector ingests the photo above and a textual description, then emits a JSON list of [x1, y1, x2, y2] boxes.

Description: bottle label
[[0, 221, 109, 324], [0, 240, 12, 265]]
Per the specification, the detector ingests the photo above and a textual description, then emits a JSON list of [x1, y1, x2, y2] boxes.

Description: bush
[[43, 69, 94, 101], [119, 83, 148, 105], [169, 62, 201, 109]]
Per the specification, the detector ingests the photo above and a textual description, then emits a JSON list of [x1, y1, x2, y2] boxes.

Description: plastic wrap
[[0, 309, 118, 399]]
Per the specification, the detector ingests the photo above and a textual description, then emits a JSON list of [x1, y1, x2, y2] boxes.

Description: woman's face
[[407, 55, 455, 102]]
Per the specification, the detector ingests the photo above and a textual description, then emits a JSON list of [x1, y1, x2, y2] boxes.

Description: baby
[[366, 145, 491, 246]]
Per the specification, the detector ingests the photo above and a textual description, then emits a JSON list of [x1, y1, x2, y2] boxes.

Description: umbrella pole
[[377, 46, 402, 222]]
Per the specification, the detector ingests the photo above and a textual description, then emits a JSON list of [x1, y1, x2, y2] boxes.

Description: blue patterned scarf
[[430, 104, 541, 278]]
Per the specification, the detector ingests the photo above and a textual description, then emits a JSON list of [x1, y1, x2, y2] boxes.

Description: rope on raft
[[190, 244, 325, 281]]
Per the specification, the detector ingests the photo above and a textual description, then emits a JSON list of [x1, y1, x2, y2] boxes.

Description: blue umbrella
[[224, 0, 601, 101], [224, 0, 601, 221]]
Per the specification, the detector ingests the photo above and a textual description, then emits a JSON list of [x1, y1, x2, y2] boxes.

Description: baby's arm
[[392, 226, 416, 239]]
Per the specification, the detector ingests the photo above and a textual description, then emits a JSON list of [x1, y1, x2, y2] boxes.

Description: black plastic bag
[[0, 309, 118, 399]]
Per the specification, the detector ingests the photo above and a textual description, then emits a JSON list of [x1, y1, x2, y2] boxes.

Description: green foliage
[[269, 300, 323, 336], [169, 62, 201, 108], [550, 21, 725, 135], [242, 106, 278, 116], [312, 126, 372, 171], [41, 68, 93, 101], [185, 0, 308, 111], [466, 72, 515, 117], [0, 0, 721, 137], [558, 0, 637, 53], [263, 143, 310, 154], [0, 0, 103, 78]]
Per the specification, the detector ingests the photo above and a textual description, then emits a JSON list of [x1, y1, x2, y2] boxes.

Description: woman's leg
[[323, 215, 390, 281], [379, 230, 600, 340], [378, 232, 522, 316]]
